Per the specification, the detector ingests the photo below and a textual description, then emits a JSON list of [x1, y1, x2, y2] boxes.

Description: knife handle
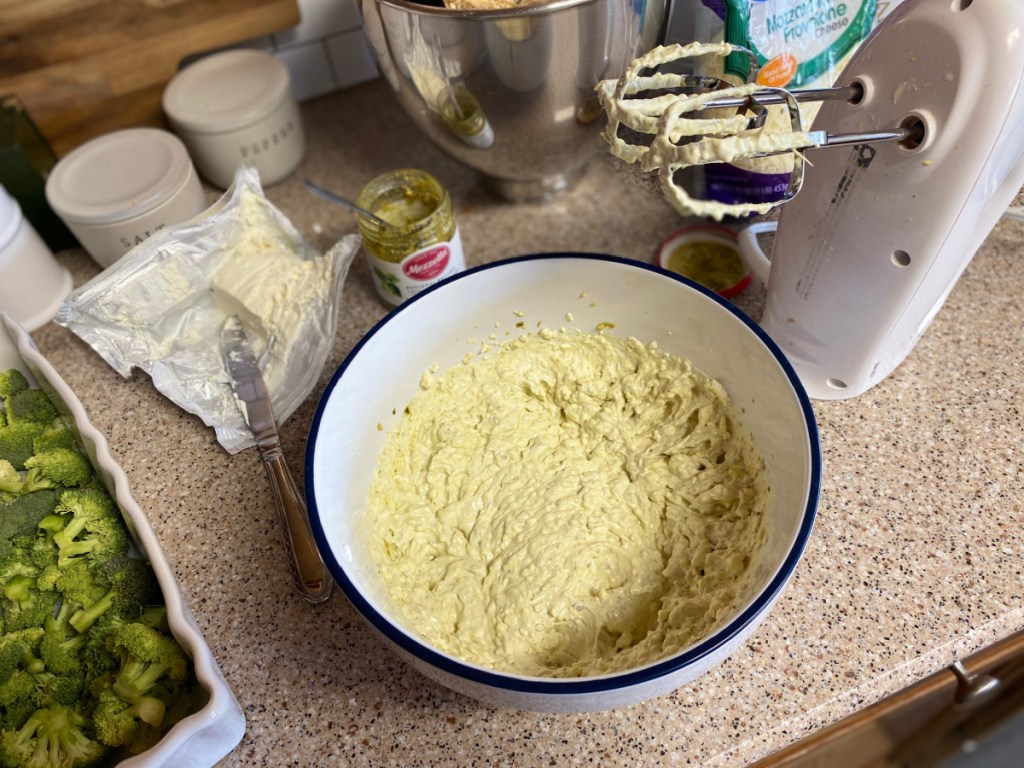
[[258, 443, 333, 604]]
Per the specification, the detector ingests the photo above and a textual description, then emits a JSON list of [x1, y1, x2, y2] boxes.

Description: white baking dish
[[0, 312, 245, 767]]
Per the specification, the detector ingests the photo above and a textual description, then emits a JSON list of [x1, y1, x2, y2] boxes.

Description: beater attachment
[[596, 44, 912, 221]]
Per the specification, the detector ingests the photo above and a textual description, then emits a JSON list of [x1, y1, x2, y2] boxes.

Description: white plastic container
[[45, 128, 207, 269], [0, 184, 72, 331], [162, 49, 306, 189]]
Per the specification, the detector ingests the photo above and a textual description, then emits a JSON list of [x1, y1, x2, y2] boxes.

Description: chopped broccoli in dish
[[0, 369, 205, 766]]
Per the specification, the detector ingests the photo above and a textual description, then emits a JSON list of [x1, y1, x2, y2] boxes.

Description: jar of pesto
[[356, 169, 466, 307]]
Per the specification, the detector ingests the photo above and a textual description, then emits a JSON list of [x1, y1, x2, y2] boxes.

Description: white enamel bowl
[[305, 254, 821, 712]]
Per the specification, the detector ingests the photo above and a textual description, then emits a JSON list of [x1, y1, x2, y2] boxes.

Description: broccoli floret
[[0, 494, 60, 567], [91, 687, 165, 751], [0, 628, 44, 686], [13, 535, 57, 575], [0, 625, 85, 711], [0, 461, 20, 496], [0, 669, 39, 730], [0, 371, 29, 400], [49, 560, 114, 642], [37, 668, 87, 710], [20, 449, 93, 495], [80, 619, 123, 684], [45, 489, 128, 570], [0, 545, 59, 635], [39, 602, 87, 678], [0, 492, 60, 541], [0, 422, 46, 472], [135, 606, 169, 633], [3, 390, 57, 427], [31, 425, 77, 455], [51, 560, 107, 610], [108, 623, 188, 705], [69, 556, 160, 635], [0, 588, 58, 635], [0, 628, 87, 729], [0, 702, 105, 768], [92, 617, 200, 754]]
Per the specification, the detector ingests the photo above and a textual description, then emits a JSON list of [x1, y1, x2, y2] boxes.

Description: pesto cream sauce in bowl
[[305, 254, 820, 712]]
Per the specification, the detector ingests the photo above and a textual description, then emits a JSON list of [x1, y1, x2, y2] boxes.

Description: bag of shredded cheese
[[664, 0, 906, 210]]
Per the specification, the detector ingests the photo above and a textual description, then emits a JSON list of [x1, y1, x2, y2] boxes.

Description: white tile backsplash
[[183, 0, 379, 102], [257, 0, 378, 101], [273, 0, 364, 46], [276, 41, 340, 101], [325, 28, 379, 89]]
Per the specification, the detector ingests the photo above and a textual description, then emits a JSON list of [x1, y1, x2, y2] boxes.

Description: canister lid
[[45, 129, 194, 226], [162, 49, 292, 135]]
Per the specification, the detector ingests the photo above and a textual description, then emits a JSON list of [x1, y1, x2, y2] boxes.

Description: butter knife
[[220, 316, 333, 604]]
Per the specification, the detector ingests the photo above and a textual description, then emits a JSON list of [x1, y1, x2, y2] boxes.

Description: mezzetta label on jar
[[368, 228, 466, 305]]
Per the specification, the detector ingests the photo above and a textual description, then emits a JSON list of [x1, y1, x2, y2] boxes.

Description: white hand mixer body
[[739, 0, 1024, 400]]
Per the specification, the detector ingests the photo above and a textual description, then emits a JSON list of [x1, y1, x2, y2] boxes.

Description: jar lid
[[162, 49, 292, 135], [45, 129, 194, 226]]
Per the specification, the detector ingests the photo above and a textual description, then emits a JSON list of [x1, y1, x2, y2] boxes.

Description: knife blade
[[221, 316, 333, 604]]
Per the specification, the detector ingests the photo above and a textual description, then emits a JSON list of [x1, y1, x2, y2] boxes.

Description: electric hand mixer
[[599, 0, 1024, 400]]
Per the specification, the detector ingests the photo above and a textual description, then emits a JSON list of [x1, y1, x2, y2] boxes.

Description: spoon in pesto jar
[[304, 179, 395, 229]]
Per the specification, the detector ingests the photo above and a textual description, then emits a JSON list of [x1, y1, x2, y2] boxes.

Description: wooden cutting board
[[0, 0, 300, 156]]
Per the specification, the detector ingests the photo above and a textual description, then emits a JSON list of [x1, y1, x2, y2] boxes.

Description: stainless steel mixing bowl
[[359, 0, 667, 201]]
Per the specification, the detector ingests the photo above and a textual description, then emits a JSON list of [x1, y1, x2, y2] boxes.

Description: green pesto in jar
[[666, 240, 746, 292], [357, 170, 453, 262], [356, 169, 465, 307]]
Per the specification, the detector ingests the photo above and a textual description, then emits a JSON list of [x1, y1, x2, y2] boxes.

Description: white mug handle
[[737, 220, 778, 284]]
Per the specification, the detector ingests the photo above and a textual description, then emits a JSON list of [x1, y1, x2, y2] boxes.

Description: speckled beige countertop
[[30, 80, 1023, 767]]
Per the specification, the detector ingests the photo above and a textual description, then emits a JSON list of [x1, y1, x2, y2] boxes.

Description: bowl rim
[[305, 252, 821, 693], [372, 0, 597, 20]]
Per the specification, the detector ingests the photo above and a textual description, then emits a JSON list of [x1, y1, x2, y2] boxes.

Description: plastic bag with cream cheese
[[54, 166, 359, 454]]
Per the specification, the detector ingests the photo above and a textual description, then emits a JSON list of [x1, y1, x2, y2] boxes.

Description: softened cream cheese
[[367, 329, 768, 678], [211, 188, 334, 390]]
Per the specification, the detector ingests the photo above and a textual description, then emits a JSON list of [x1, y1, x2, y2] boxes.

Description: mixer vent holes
[[826, 378, 848, 391], [899, 116, 926, 150], [892, 250, 911, 267], [847, 81, 866, 105]]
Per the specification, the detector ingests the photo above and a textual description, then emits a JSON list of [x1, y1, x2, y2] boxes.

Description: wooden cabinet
[[751, 631, 1024, 768]]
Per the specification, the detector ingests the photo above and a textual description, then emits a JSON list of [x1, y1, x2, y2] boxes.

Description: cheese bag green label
[[690, 0, 905, 209]]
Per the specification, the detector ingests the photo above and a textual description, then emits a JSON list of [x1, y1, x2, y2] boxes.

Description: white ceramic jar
[[45, 128, 207, 269], [162, 49, 306, 189], [0, 184, 72, 331]]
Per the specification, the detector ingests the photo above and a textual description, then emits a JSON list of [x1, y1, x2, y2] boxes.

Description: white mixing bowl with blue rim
[[305, 254, 820, 712]]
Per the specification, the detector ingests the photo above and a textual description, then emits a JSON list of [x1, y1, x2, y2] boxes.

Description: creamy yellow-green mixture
[[367, 329, 768, 677]]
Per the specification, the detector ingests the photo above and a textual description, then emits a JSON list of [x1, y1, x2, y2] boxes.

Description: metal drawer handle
[[950, 660, 1001, 710]]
